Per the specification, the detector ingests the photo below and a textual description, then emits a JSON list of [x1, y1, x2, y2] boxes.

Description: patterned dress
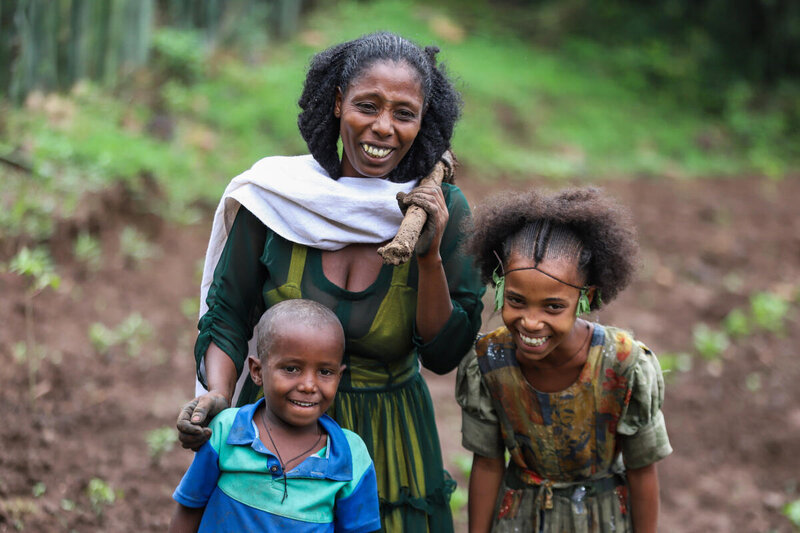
[[456, 324, 672, 532], [196, 183, 485, 532]]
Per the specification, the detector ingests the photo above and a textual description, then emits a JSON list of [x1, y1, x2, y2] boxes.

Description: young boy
[[170, 299, 381, 533]]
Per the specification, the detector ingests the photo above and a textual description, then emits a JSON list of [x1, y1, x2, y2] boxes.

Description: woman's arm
[[177, 342, 236, 449], [178, 207, 269, 449], [627, 462, 659, 533], [468, 454, 504, 533], [403, 184, 454, 342], [410, 185, 485, 373], [169, 503, 204, 533]]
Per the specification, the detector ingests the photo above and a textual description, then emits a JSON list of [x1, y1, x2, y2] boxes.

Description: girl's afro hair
[[466, 187, 639, 310]]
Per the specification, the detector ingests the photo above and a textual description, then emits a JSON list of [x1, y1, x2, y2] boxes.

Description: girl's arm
[[627, 462, 659, 533], [468, 454, 504, 533], [169, 503, 204, 533]]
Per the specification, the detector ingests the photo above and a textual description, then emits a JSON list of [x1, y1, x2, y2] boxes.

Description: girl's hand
[[176, 391, 229, 450], [396, 185, 449, 259]]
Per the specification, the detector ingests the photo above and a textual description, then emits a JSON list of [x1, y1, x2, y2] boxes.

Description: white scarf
[[196, 154, 415, 398]]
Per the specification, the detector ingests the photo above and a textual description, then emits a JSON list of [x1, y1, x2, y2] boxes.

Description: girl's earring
[[492, 265, 505, 312], [576, 289, 591, 317]]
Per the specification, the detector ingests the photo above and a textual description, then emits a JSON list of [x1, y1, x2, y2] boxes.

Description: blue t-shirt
[[173, 399, 381, 533]]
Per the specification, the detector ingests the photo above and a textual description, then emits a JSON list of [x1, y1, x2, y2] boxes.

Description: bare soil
[[1, 174, 798, 532]]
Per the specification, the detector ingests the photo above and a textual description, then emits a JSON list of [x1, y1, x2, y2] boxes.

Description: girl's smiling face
[[500, 253, 589, 369], [334, 59, 424, 179]]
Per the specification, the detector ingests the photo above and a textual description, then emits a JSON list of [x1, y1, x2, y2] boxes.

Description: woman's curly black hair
[[467, 187, 639, 311], [297, 32, 462, 183]]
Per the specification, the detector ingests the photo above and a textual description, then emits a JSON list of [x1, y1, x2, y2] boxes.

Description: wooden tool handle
[[377, 151, 455, 265]]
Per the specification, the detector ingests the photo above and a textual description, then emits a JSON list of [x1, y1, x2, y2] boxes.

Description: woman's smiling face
[[335, 59, 424, 179]]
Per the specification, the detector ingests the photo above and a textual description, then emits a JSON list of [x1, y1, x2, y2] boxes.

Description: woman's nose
[[371, 110, 393, 137]]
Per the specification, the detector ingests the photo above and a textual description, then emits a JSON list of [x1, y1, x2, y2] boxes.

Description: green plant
[[8, 246, 61, 404], [744, 372, 762, 393], [692, 324, 730, 361], [449, 486, 468, 513], [86, 478, 117, 515], [181, 297, 199, 321], [723, 308, 751, 338], [89, 312, 153, 358], [451, 452, 473, 480], [32, 482, 46, 498], [750, 291, 790, 333], [74, 232, 103, 272], [657, 352, 693, 378], [146, 427, 178, 464], [119, 226, 158, 268], [784, 498, 800, 528], [60, 499, 76, 511]]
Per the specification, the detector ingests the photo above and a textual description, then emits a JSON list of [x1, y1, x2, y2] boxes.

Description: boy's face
[[501, 253, 590, 369], [248, 321, 345, 432]]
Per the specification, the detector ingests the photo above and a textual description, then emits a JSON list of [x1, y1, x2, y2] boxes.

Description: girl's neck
[[522, 320, 593, 393]]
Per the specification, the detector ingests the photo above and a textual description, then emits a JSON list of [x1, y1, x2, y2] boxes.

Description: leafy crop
[[692, 324, 730, 361], [74, 232, 103, 272], [783, 498, 800, 528], [89, 313, 153, 359], [86, 478, 118, 515], [146, 427, 178, 464], [750, 291, 790, 333], [120, 227, 159, 268], [7, 247, 61, 404]]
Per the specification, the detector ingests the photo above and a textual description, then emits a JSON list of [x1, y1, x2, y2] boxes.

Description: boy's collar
[[227, 398, 353, 481]]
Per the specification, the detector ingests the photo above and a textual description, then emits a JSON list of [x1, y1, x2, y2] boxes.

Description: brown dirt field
[[1, 174, 799, 532]]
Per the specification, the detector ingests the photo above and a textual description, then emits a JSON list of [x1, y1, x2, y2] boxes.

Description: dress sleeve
[[455, 349, 505, 458], [194, 206, 269, 385], [617, 343, 673, 470], [415, 184, 486, 374]]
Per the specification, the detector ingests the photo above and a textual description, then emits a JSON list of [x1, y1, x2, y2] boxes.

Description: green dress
[[456, 324, 672, 533], [196, 183, 485, 532]]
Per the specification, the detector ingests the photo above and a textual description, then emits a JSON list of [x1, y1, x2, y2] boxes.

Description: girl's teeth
[[362, 144, 391, 158], [520, 334, 548, 347]]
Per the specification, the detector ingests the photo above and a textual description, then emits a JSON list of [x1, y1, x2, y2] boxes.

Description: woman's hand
[[396, 184, 449, 259], [176, 391, 230, 450]]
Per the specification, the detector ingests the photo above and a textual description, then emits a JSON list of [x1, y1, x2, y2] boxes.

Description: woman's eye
[[395, 109, 416, 121], [356, 102, 376, 112]]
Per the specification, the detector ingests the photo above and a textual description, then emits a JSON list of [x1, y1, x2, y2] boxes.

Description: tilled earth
[[1, 174, 798, 532]]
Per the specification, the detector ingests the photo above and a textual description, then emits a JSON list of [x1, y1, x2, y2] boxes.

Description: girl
[[457, 187, 672, 533]]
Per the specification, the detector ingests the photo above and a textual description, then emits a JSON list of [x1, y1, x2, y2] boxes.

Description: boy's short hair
[[254, 299, 345, 362]]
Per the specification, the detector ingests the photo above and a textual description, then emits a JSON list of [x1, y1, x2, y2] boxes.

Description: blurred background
[[1, 0, 799, 531]]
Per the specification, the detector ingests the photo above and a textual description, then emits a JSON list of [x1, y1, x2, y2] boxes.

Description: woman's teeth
[[362, 143, 392, 158], [519, 333, 548, 347]]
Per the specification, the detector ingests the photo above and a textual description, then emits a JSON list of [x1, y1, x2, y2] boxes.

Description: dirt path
[[1, 175, 798, 531]]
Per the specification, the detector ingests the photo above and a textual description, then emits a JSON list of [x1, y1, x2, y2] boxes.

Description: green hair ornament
[[492, 264, 505, 312], [576, 289, 591, 316]]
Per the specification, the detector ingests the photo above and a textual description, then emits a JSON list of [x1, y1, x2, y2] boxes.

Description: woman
[[177, 32, 485, 532]]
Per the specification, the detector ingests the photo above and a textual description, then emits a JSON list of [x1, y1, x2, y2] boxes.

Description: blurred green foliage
[[1, 0, 798, 248], [692, 323, 730, 361]]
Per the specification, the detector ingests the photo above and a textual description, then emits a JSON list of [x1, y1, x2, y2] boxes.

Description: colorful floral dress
[[196, 183, 485, 533], [456, 324, 672, 532]]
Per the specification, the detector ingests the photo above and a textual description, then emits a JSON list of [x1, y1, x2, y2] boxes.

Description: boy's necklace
[[260, 408, 323, 502]]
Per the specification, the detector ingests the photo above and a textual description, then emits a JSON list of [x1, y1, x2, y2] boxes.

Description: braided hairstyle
[[467, 187, 639, 311], [297, 32, 461, 183]]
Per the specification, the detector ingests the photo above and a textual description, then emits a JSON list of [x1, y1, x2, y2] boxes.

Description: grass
[[1, 0, 797, 244]]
